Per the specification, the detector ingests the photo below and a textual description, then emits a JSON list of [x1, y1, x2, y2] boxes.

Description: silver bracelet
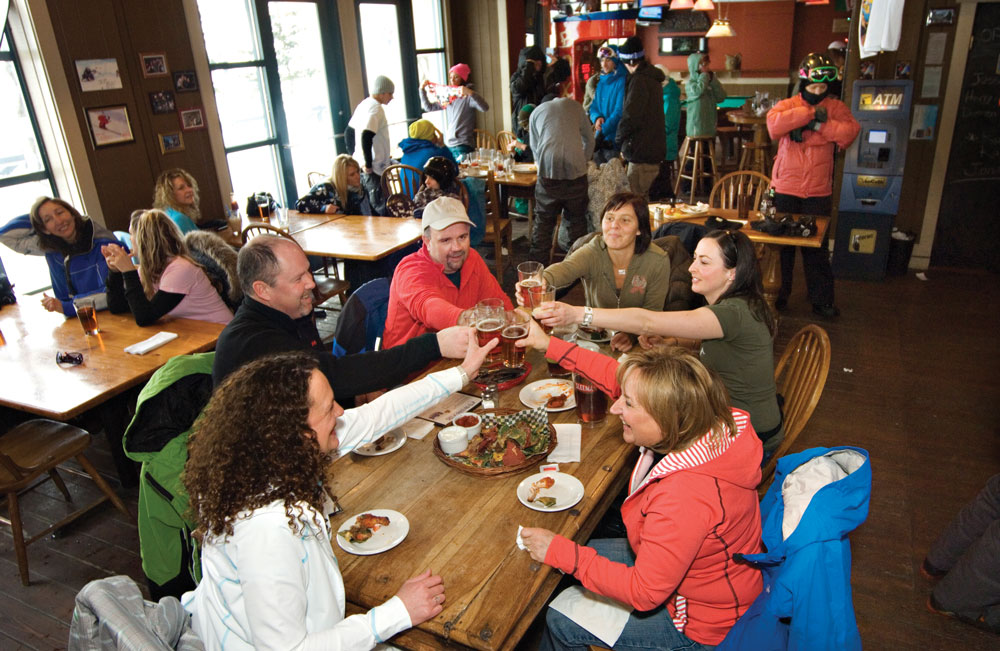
[[581, 306, 594, 328], [455, 365, 471, 386]]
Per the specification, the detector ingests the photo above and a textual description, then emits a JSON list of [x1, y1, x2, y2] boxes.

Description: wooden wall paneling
[[449, 0, 509, 134]]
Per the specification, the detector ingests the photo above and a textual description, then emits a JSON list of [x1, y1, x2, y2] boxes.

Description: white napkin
[[547, 423, 582, 463], [124, 331, 178, 355], [516, 525, 528, 551], [401, 418, 434, 440], [550, 585, 632, 647]]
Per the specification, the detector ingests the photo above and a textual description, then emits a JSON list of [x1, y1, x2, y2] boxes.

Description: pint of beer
[[476, 298, 505, 362], [501, 310, 529, 368], [574, 341, 606, 424], [76, 299, 100, 335]]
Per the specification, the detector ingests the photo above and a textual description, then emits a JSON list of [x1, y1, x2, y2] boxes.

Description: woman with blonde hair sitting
[[153, 168, 202, 234], [102, 209, 233, 325], [296, 154, 372, 215]]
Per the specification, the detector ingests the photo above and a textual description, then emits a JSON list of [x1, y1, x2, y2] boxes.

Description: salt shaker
[[481, 383, 499, 410]]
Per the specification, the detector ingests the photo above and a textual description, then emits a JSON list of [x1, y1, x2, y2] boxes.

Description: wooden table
[[726, 110, 771, 175], [292, 215, 423, 261], [650, 206, 829, 308], [332, 348, 635, 650], [0, 303, 224, 483], [220, 210, 340, 247]]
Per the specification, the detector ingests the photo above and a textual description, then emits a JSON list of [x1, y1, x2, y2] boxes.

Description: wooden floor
[[2, 260, 998, 649]]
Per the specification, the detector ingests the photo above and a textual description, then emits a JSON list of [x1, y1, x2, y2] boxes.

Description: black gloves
[[814, 106, 828, 123], [790, 128, 804, 143]]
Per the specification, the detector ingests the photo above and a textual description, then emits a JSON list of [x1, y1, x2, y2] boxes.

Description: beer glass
[[527, 285, 556, 334], [475, 298, 504, 363], [574, 341, 606, 425], [255, 193, 271, 222], [500, 310, 529, 368], [76, 298, 100, 335], [516, 261, 544, 307]]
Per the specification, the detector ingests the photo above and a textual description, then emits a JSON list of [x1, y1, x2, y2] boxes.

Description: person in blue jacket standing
[[589, 45, 626, 163]]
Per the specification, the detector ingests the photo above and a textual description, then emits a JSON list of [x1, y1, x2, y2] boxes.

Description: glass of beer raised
[[76, 298, 100, 336], [475, 298, 505, 363], [501, 310, 530, 368], [573, 341, 606, 425], [528, 285, 556, 334], [516, 261, 544, 307]]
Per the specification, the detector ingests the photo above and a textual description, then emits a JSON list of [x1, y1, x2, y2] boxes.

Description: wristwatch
[[581, 306, 594, 328]]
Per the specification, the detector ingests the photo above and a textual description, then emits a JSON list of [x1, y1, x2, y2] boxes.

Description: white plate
[[519, 379, 576, 412], [517, 472, 584, 512], [512, 163, 536, 173], [678, 203, 709, 215], [578, 326, 611, 344], [353, 428, 406, 457], [336, 509, 409, 555]]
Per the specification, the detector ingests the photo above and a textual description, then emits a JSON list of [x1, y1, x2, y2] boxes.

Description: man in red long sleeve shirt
[[383, 197, 512, 348]]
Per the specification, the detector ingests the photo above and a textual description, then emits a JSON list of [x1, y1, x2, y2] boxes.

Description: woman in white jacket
[[183, 335, 495, 650]]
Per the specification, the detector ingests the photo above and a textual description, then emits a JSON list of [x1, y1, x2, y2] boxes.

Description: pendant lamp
[[669, 0, 695, 9], [705, 1, 735, 38], [693, 0, 715, 10]]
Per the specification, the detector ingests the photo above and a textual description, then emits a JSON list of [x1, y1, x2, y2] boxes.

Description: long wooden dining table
[[649, 206, 829, 308], [292, 214, 423, 261], [330, 346, 635, 650], [0, 303, 224, 484]]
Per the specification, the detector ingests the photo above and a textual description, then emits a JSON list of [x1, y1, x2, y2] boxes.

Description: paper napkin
[[124, 331, 178, 355], [547, 423, 582, 463]]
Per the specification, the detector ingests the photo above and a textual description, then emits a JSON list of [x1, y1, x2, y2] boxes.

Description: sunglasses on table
[[56, 351, 84, 366], [803, 66, 840, 83]]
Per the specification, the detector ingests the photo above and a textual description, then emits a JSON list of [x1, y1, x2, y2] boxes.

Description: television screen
[[638, 7, 663, 21], [659, 37, 707, 56]]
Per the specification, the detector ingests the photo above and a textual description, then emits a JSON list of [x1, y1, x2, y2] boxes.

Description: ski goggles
[[597, 46, 615, 59], [801, 65, 840, 83]]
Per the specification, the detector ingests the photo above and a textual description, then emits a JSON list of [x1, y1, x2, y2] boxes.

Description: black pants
[[362, 171, 385, 216], [531, 175, 588, 261], [773, 193, 835, 307]]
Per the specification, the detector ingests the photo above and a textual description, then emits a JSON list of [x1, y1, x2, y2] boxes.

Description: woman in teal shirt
[[153, 168, 201, 234]]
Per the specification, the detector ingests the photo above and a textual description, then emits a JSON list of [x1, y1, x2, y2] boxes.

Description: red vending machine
[[551, 9, 638, 101]]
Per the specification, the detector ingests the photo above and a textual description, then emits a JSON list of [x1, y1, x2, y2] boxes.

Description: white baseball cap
[[421, 196, 475, 231]]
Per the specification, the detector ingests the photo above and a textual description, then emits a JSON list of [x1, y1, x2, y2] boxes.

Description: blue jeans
[[449, 144, 474, 159], [539, 539, 714, 651]]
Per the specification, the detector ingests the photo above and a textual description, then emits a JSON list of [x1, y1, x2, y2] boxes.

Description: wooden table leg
[[759, 243, 782, 309]]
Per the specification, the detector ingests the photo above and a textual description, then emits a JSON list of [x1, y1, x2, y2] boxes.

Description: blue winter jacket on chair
[[718, 446, 871, 651]]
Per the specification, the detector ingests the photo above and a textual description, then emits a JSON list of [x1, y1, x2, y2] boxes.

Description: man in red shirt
[[383, 197, 512, 348]]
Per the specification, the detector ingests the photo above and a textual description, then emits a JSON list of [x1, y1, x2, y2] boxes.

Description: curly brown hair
[[185, 351, 330, 538]]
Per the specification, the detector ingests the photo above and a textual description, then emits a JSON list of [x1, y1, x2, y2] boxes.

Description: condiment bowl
[[438, 425, 469, 455], [452, 412, 483, 440]]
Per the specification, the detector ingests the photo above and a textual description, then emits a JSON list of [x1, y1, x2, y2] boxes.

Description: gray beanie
[[372, 75, 395, 95]]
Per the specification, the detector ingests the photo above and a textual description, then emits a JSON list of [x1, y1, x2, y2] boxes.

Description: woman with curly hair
[[102, 209, 233, 325], [183, 337, 495, 649], [296, 154, 372, 215], [534, 229, 783, 455], [153, 168, 202, 234], [29, 196, 118, 317]]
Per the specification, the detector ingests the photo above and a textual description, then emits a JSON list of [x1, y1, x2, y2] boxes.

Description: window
[[357, 2, 410, 149], [412, 0, 447, 134], [0, 27, 57, 294], [196, 0, 349, 204]]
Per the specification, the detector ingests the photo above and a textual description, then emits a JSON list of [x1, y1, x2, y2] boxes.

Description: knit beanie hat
[[517, 103, 536, 130], [618, 36, 645, 62], [449, 63, 471, 82], [372, 75, 395, 95], [408, 119, 437, 141]]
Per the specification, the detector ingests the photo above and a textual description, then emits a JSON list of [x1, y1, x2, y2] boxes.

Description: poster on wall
[[140, 52, 169, 78], [173, 70, 198, 92], [158, 132, 185, 154], [85, 105, 134, 147], [75, 59, 122, 91], [149, 90, 176, 114], [910, 105, 938, 140], [179, 108, 205, 130]]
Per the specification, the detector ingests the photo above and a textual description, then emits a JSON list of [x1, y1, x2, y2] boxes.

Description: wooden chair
[[380, 164, 423, 200], [241, 223, 350, 307], [483, 170, 513, 282], [0, 419, 130, 585], [385, 193, 415, 219], [306, 171, 327, 187], [759, 324, 832, 493], [708, 171, 771, 212], [496, 130, 516, 155], [474, 129, 496, 151]]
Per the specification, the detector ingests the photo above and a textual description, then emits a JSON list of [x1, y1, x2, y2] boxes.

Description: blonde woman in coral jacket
[[765, 53, 860, 318]]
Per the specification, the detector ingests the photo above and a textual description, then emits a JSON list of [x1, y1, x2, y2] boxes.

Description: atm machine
[[551, 9, 637, 101], [833, 79, 913, 280]]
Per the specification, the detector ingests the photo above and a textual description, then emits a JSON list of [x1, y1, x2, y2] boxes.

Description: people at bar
[[398, 119, 456, 191], [295, 154, 372, 216], [103, 209, 233, 325], [616, 36, 667, 199], [383, 197, 511, 348], [684, 52, 727, 141], [30, 196, 117, 318], [419, 62, 490, 159], [153, 168, 203, 235], [348, 75, 395, 215], [589, 45, 625, 164]]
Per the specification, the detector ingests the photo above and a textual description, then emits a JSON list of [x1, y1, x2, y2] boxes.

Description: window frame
[[354, 0, 423, 129]]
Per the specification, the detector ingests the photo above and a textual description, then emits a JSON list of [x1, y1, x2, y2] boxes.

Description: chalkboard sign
[[933, 3, 1000, 271]]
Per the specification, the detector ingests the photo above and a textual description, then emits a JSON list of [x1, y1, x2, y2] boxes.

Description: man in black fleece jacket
[[212, 236, 472, 403]]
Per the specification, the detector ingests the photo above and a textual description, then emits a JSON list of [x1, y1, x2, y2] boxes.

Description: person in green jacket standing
[[655, 64, 681, 163], [685, 53, 727, 137]]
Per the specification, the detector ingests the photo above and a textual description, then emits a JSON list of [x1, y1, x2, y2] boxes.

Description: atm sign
[[858, 176, 888, 187], [859, 92, 903, 111]]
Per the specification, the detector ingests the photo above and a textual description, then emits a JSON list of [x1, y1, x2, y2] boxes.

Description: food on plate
[[536, 496, 558, 508], [339, 513, 390, 544], [372, 434, 390, 451], [456, 415, 479, 427], [527, 475, 555, 502], [453, 418, 550, 469], [546, 393, 568, 409]]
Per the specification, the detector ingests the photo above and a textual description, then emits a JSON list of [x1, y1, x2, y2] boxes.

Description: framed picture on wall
[[149, 90, 176, 115], [85, 105, 134, 148], [75, 58, 122, 91], [173, 70, 198, 92], [179, 107, 205, 130], [140, 52, 169, 78], [158, 132, 185, 154]]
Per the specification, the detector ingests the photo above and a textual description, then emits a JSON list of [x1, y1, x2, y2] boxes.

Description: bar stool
[[715, 126, 744, 172], [673, 135, 719, 203], [739, 141, 772, 176]]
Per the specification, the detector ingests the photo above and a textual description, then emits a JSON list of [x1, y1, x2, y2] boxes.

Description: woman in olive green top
[[534, 229, 783, 454], [535, 192, 670, 352]]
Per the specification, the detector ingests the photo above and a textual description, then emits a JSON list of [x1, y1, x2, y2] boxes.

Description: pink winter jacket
[[766, 94, 860, 199]]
